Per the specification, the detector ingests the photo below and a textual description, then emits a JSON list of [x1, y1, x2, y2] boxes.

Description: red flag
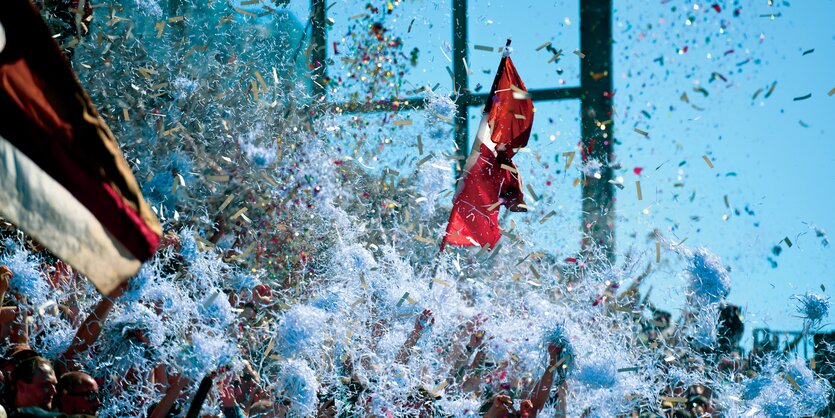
[[441, 56, 533, 250], [0, 0, 162, 295]]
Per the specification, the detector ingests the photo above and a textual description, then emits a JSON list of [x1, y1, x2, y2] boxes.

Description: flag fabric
[[441, 55, 534, 250], [0, 0, 162, 295]]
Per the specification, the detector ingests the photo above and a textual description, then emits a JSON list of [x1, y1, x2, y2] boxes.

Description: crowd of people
[[0, 229, 831, 417], [2, 0, 831, 417]]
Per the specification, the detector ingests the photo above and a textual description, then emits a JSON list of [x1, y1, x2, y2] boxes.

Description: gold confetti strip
[[241, 0, 259, 4], [660, 396, 688, 404], [511, 273, 523, 281], [348, 13, 368, 19], [251, 80, 259, 101], [359, 274, 369, 290], [473, 44, 494, 52], [416, 154, 433, 167], [563, 151, 575, 169], [206, 175, 229, 182], [435, 114, 453, 123], [261, 171, 278, 187], [702, 155, 715, 168], [513, 113, 526, 120], [535, 41, 551, 51], [416, 134, 423, 155], [218, 195, 234, 212], [539, 210, 556, 224], [234, 7, 257, 17], [263, 336, 276, 359], [122, 108, 130, 121], [526, 184, 539, 201], [414, 235, 434, 244], [676, 237, 689, 246], [636, 181, 643, 200], [63, 38, 79, 49], [392, 119, 412, 126], [680, 92, 690, 103], [432, 278, 450, 287], [634, 128, 649, 137], [500, 164, 518, 173], [500, 229, 518, 241], [254, 70, 269, 92], [430, 380, 449, 397], [785, 374, 801, 390], [573, 49, 585, 58], [487, 201, 502, 212], [529, 265, 541, 279], [229, 207, 248, 220], [655, 242, 661, 263], [167, 15, 184, 23], [572, 178, 581, 187], [828, 87, 835, 97], [765, 82, 777, 98]]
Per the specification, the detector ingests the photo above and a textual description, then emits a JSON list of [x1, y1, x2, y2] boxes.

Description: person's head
[[11, 356, 57, 409], [1, 345, 38, 374], [54, 371, 100, 415]]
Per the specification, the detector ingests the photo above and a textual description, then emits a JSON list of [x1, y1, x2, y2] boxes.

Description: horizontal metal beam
[[326, 86, 583, 115]]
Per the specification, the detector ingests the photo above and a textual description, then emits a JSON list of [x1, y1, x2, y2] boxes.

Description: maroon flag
[[0, 0, 161, 295], [441, 55, 534, 250]]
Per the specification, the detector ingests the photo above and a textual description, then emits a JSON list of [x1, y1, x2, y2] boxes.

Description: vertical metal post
[[452, 0, 469, 165], [310, 0, 327, 99], [580, 0, 615, 261]]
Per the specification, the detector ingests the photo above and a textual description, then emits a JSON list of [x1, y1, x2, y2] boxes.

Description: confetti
[[702, 155, 715, 168], [563, 151, 575, 169]]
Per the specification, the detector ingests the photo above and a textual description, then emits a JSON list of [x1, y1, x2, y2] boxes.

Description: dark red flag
[[0, 0, 161, 295], [441, 55, 534, 250]]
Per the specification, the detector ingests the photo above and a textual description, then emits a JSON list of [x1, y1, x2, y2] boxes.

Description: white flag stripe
[[0, 135, 141, 294]]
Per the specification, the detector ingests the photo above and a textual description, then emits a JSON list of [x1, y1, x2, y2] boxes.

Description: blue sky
[[282, 0, 835, 336]]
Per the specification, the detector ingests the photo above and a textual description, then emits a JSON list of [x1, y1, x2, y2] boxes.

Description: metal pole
[[452, 0, 469, 167], [579, 0, 615, 261], [310, 0, 327, 100]]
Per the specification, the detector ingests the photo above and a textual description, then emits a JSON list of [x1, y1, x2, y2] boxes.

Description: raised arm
[[149, 377, 190, 418], [57, 283, 127, 374], [395, 309, 433, 364], [528, 344, 567, 416]]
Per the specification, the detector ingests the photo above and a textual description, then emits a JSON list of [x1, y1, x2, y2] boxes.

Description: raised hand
[[415, 308, 434, 332]]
